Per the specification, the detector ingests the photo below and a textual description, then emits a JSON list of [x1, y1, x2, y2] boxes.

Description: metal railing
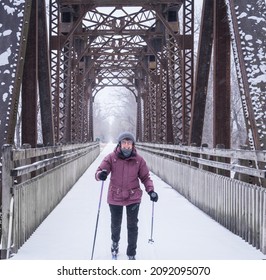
[[0, 142, 100, 259], [137, 142, 266, 255]]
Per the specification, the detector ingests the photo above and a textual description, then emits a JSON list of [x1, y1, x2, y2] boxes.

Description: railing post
[[20, 143, 31, 183], [1, 145, 14, 259], [190, 143, 199, 168], [200, 143, 210, 171], [215, 144, 230, 177], [235, 145, 260, 185], [181, 142, 189, 164]]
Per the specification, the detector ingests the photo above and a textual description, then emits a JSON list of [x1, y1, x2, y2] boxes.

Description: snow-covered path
[[12, 144, 265, 260]]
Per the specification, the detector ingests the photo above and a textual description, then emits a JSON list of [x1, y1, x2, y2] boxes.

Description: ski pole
[[91, 179, 105, 260], [148, 201, 155, 243]]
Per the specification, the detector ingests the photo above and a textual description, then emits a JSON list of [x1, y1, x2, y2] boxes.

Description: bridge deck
[[11, 144, 264, 260]]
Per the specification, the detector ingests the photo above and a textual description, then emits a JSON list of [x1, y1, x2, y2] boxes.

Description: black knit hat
[[118, 132, 135, 143]]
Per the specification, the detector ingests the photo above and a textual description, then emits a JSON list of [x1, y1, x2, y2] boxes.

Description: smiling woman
[[95, 131, 158, 260]]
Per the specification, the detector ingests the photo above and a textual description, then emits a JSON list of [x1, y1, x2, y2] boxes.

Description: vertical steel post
[[213, 0, 231, 148], [22, 0, 38, 147]]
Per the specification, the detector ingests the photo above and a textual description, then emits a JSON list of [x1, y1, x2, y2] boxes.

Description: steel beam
[[225, 0, 266, 150], [181, 0, 194, 143], [189, 0, 214, 146], [60, 0, 183, 6], [50, 0, 61, 143], [0, 0, 31, 148], [22, 0, 38, 148], [38, 1, 55, 146], [213, 0, 231, 148]]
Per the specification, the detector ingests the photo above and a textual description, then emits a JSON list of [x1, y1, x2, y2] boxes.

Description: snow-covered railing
[[0, 142, 100, 259], [137, 142, 266, 255]]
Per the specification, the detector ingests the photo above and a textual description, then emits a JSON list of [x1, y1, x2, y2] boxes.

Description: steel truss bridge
[[0, 0, 266, 259]]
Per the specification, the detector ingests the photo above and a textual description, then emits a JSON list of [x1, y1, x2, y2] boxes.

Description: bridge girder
[[49, 0, 193, 144], [190, 0, 266, 150], [0, 0, 265, 152]]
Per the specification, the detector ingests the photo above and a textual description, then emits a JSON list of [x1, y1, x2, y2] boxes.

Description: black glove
[[98, 169, 108, 181], [148, 191, 158, 202]]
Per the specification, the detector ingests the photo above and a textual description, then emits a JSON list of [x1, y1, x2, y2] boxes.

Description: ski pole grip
[[98, 169, 108, 181], [150, 192, 157, 198]]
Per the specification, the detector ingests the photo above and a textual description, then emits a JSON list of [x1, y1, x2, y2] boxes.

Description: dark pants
[[109, 203, 140, 256]]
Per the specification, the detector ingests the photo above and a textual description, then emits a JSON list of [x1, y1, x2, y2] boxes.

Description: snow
[[3, 5, 15, 15], [10, 144, 265, 260], [0, 47, 11, 67]]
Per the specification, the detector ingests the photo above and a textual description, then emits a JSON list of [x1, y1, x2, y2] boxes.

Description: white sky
[[10, 144, 264, 260]]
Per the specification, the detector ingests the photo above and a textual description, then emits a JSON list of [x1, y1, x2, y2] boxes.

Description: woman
[[95, 132, 158, 260]]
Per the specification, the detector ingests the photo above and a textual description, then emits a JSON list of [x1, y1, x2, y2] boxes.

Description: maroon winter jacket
[[95, 146, 154, 206]]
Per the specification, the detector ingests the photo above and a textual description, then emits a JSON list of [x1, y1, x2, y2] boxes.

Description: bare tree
[[93, 88, 137, 142], [231, 60, 247, 148]]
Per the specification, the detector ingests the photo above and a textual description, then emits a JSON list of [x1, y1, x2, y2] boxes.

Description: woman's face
[[120, 139, 133, 150]]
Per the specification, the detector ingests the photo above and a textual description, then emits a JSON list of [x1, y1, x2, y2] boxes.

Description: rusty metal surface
[[225, 0, 266, 150], [0, 0, 265, 152], [38, 0, 55, 146], [22, 0, 38, 148], [60, 0, 183, 5], [181, 0, 194, 143], [50, 1, 193, 144], [189, 0, 213, 146], [213, 0, 231, 148], [0, 0, 31, 149]]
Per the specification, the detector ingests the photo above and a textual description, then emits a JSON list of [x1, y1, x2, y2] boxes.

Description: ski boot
[[111, 242, 119, 260]]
